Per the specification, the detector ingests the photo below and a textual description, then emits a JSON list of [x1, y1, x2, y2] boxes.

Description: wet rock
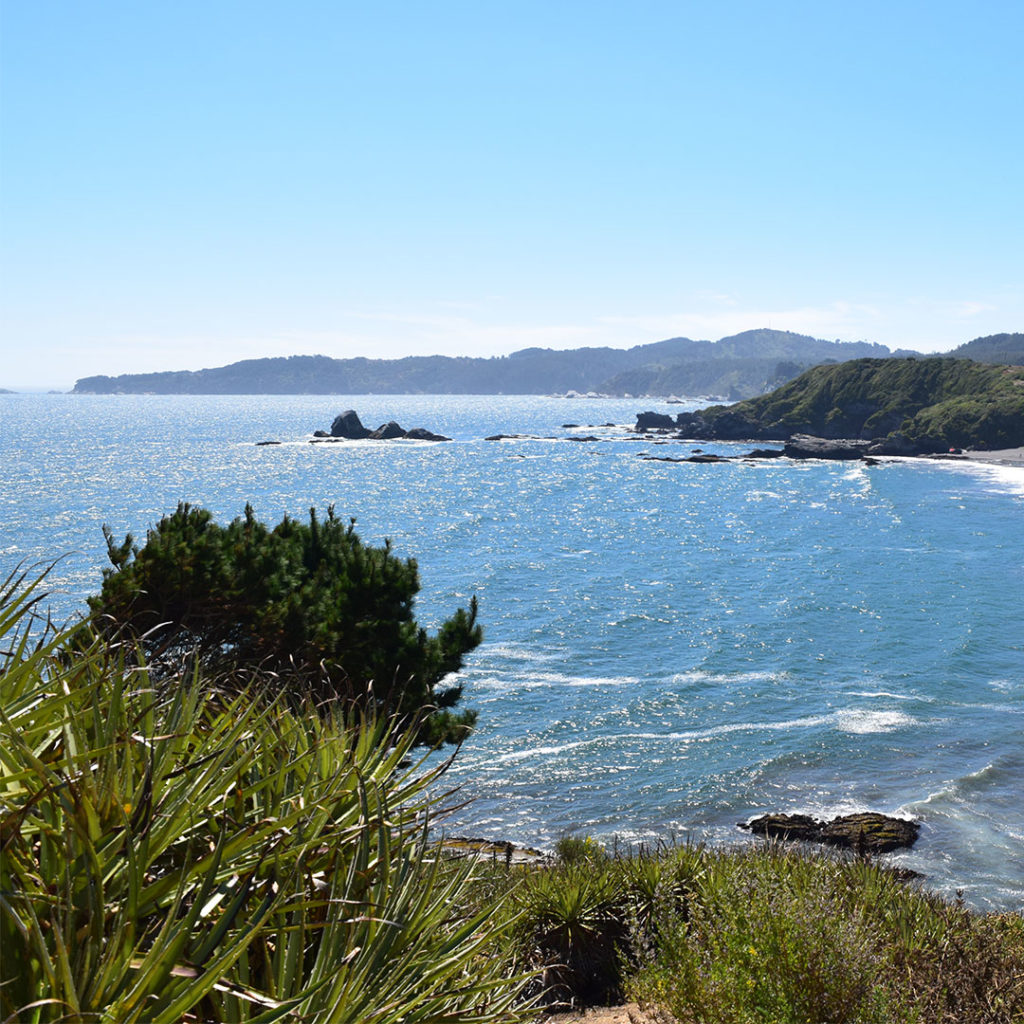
[[740, 811, 919, 853]]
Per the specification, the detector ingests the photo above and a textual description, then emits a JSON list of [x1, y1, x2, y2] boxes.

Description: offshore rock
[[741, 812, 919, 853], [330, 409, 371, 439], [368, 420, 408, 440], [404, 427, 451, 441], [635, 411, 676, 430], [783, 434, 873, 460]]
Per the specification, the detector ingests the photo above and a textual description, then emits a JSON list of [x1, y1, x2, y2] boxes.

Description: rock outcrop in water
[[323, 410, 450, 442], [740, 812, 920, 854], [331, 409, 371, 438]]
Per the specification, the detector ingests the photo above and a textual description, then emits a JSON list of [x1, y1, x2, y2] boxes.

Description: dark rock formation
[[368, 420, 407, 440], [741, 811, 919, 854], [330, 410, 371, 439], [404, 427, 451, 441], [745, 448, 786, 458], [783, 435, 873, 460], [636, 411, 676, 430], [326, 411, 450, 441], [255, 440, 282, 446]]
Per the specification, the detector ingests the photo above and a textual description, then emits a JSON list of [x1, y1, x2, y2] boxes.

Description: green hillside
[[70, 330, 897, 397], [947, 332, 1024, 365], [673, 357, 1024, 451]]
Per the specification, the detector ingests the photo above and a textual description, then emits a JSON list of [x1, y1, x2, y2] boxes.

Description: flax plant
[[0, 570, 532, 1024]]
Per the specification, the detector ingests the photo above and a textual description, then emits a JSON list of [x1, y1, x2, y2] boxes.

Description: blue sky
[[1, 1, 1021, 389]]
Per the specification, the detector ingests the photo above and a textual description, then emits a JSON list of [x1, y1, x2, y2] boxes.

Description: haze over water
[[2, 393, 1022, 910]]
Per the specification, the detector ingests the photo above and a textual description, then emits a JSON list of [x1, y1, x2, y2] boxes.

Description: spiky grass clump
[[0, 569, 533, 1024]]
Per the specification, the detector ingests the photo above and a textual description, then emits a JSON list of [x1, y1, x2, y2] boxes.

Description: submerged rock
[[741, 811, 919, 853]]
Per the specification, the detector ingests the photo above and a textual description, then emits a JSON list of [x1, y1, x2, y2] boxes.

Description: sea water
[[2, 393, 1022, 910]]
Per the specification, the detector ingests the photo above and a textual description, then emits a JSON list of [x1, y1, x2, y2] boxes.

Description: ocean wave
[[920, 456, 1024, 497], [483, 714, 838, 764], [898, 758, 1017, 815], [835, 709, 914, 733], [468, 670, 641, 692], [669, 669, 785, 687], [477, 643, 562, 664], [844, 689, 927, 702]]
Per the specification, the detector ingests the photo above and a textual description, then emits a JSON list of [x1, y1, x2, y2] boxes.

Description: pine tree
[[89, 503, 481, 744]]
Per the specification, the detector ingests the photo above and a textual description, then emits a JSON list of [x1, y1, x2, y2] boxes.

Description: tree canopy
[[88, 503, 481, 745]]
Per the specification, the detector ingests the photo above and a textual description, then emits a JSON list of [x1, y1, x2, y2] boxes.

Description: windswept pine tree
[[89, 503, 481, 745]]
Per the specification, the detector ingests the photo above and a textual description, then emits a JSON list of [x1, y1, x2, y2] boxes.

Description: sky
[[1, 1, 1022, 390]]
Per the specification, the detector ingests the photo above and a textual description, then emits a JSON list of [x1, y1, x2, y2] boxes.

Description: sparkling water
[[2, 393, 1022, 909]]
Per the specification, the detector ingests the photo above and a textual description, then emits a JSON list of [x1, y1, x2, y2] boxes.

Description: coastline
[[962, 447, 1024, 468]]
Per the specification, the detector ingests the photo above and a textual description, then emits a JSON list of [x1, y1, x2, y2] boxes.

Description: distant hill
[[946, 333, 1024, 365], [71, 330, 902, 397], [668, 357, 1024, 452]]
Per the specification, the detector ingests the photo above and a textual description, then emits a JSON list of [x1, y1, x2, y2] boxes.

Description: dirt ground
[[544, 1004, 666, 1024]]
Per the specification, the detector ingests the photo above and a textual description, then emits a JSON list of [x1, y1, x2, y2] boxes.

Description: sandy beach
[[963, 447, 1024, 468]]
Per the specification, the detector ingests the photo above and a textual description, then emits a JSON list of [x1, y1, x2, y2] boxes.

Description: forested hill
[[71, 330, 895, 397], [669, 357, 1024, 451], [946, 332, 1024, 365]]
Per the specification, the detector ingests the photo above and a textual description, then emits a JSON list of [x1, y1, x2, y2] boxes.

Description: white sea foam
[[835, 709, 914, 733], [669, 669, 783, 686], [927, 458, 1024, 497], [845, 690, 922, 702]]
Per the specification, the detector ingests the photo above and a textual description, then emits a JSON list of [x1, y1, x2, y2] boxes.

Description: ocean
[[2, 393, 1022, 910]]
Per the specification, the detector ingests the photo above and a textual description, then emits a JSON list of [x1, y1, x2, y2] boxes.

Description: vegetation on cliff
[[674, 357, 1024, 450]]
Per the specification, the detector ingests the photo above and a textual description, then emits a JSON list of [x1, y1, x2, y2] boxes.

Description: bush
[[87, 503, 482, 745]]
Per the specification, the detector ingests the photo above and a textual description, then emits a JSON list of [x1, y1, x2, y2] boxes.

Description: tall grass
[[0, 569, 533, 1023]]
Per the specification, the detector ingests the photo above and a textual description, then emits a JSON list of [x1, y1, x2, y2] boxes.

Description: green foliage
[[515, 860, 625, 1008], [0, 572, 532, 1023], [947, 332, 1024, 365], [697, 356, 1024, 448], [626, 845, 1024, 1024], [553, 834, 608, 866], [87, 503, 482, 745]]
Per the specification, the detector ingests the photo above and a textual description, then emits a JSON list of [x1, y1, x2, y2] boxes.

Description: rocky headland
[[636, 356, 1024, 458]]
